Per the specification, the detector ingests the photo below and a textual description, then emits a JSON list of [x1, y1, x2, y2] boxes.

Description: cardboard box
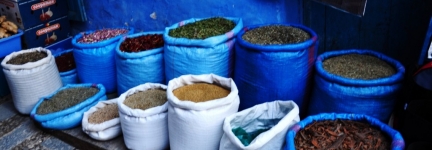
[[22, 15, 70, 49], [0, 0, 69, 29]]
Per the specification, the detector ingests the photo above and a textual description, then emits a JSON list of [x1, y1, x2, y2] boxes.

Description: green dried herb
[[168, 17, 235, 39], [242, 25, 310, 45]]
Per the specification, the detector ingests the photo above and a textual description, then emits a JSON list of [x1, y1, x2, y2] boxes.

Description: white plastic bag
[[167, 74, 240, 150], [219, 100, 300, 150], [82, 98, 121, 141], [1, 47, 62, 114], [118, 83, 169, 150]]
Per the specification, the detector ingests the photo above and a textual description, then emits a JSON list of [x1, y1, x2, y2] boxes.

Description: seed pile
[[7, 51, 47, 65], [119, 34, 164, 53], [169, 17, 235, 39], [77, 28, 128, 43], [55, 51, 76, 72], [124, 89, 167, 110], [323, 54, 396, 80], [173, 83, 230, 103], [294, 120, 391, 150], [88, 103, 119, 124], [37, 87, 100, 115], [242, 25, 310, 45]]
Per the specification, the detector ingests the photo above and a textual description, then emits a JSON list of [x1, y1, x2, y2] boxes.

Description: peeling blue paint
[[70, 0, 303, 35]]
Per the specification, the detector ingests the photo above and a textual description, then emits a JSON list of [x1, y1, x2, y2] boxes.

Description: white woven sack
[[82, 98, 121, 141], [219, 100, 300, 150], [167, 74, 240, 150], [118, 83, 169, 150], [1, 47, 62, 114]]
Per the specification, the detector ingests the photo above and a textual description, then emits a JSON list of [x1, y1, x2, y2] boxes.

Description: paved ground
[[0, 94, 127, 150]]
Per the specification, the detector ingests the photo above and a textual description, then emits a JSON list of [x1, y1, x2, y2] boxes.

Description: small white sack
[[219, 100, 300, 150], [167, 74, 240, 150], [118, 83, 169, 150], [82, 98, 121, 141], [1, 47, 62, 114]]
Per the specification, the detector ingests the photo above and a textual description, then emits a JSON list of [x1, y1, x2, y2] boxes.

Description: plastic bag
[[82, 98, 121, 141]]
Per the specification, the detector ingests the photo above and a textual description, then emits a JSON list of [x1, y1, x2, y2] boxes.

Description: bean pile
[[88, 103, 119, 124], [7, 51, 47, 65], [242, 25, 310, 45], [294, 119, 391, 150], [323, 54, 396, 80], [124, 89, 167, 110], [173, 83, 230, 103], [55, 51, 76, 72], [119, 34, 164, 53], [77, 28, 128, 43], [37, 87, 99, 115], [168, 17, 235, 39]]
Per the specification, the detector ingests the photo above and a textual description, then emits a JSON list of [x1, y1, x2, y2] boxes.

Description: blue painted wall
[[70, 0, 303, 35]]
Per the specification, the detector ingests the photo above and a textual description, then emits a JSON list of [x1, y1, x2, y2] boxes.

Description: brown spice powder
[[88, 103, 119, 124], [173, 83, 230, 103]]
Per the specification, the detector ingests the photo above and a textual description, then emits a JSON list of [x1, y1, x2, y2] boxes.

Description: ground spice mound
[[242, 25, 310, 45], [294, 120, 391, 150], [88, 103, 119, 124], [7, 51, 47, 65], [323, 54, 396, 80], [37, 87, 100, 115], [124, 89, 167, 110], [173, 83, 230, 103]]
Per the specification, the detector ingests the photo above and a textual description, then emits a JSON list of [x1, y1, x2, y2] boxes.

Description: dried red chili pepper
[[55, 52, 76, 72], [119, 34, 164, 53]]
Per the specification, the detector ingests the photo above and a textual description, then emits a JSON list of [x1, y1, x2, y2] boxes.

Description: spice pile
[[168, 17, 235, 39], [119, 34, 164, 52], [37, 87, 100, 115], [55, 52, 76, 72], [7, 51, 47, 65], [88, 104, 119, 124], [323, 54, 396, 80], [294, 120, 391, 150], [77, 28, 128, 43], [173, 83, 230, 103], [124, 89, 167, 110], [242, 25, 310, 45], [0, 15, 18, 39]]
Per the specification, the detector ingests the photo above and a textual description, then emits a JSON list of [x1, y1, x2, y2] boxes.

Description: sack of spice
[[286, 113, 405, 150], [164, 17, 243, 82], [1, 47, 62, 114], [219, 100, 300, 150], [118, 83, 169, 150], [30, 83, 107, 130], [233, 23, 318, 114], [308, 49, 405, 123], [72, 27, 134, 94], [82, 98, 121, 141], [167, 74, 240, 150], [115, 31, 165, 94], [54, 49, 79, 85]]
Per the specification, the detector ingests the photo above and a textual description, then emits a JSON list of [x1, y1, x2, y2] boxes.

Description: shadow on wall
[[70, 0, 303, 35]]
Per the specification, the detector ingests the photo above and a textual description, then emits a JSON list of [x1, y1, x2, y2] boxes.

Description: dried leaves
[[294, 120, 391, 150], [242, 25, 310, 45], [168, 17, 235, 39], [7, 51, 47, 65]]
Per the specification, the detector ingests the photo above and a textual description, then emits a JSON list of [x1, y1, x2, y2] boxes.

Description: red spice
[[119, 34, 164, 53], [55, 52, 76, 72]]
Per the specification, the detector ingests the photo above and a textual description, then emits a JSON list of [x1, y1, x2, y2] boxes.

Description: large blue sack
[[285, 113, 405, 150], [163, 17, 243, 82], [234, 23, 318, 112], [30, 84, 107, 130], [115, 31, 165, 95], [72, 28, 134, 93], [308, 50, 405, 123], [54, 49, 79, 85]]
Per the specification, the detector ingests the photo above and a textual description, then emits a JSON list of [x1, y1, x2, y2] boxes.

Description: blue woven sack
[[308, 50, 405, 123], [234, 23, 318, 112], [30, 84, 107, 130], [285, 113, 405, 150], [115, 31, 165, 94], [163, 17, 243, 82], [54, 49, 79, 85], [72, 27, 134, 93]]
